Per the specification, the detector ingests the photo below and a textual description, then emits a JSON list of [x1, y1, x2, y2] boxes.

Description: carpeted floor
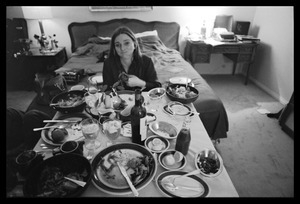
[[201, 74, 294, 197], [6, 90, 37, 112]]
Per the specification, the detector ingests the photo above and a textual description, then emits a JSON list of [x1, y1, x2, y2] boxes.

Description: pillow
[[135, 30, 158, 38], [88, 35, 111, 44]]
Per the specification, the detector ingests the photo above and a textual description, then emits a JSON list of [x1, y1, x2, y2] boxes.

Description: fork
[[163, 182, 203, 192]]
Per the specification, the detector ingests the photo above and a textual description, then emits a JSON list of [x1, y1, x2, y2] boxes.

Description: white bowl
[[144, 135, 170, 153], [169, 77, 191, 85], [148, 87, 166, 100], [70, 84, 85, 91], [194, 149, 223, 178], [158, 149, 186, 171], [149, 121, 178, 139]]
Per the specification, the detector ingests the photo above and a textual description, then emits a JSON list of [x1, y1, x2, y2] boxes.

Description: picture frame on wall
[[89, 6, 153, 12]]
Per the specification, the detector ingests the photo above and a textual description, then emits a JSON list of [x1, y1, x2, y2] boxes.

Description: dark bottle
[[131, 89, 147, 145], [175, 116, 191, 155]]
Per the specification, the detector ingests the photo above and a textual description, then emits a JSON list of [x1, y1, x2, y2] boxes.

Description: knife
[[43, 120, 81, 123], [117, 162, 139, 197]]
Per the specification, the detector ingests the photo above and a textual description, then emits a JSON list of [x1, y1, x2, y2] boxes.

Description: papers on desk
[[186, 34, 205, 43], [204, 38, 227, 46]]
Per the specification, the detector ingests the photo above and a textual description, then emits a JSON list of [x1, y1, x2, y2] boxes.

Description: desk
[[184, 38, 259, 85], [33, 92, 238, 197]]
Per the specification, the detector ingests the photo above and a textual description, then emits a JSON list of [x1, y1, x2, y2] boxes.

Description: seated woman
[[103, 26, 161, 91]]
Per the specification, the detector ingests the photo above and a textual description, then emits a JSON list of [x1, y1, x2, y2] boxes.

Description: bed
[[55, 18, 229, 140]]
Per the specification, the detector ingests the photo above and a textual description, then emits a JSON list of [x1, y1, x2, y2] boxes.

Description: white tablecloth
[[34, 92, 238, 197]]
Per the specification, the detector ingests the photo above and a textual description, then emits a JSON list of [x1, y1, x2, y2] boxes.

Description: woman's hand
[[126, 75, 146, 88]]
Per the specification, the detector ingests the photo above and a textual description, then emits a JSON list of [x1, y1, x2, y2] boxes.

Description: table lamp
[[22, 6, 53, 52], [22, 6, 52, 37]]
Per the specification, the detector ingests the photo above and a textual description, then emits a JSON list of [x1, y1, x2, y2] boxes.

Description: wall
[[6, 6, 293, 103], [248, 7, 294, 104], [7, 6, 256, 57]]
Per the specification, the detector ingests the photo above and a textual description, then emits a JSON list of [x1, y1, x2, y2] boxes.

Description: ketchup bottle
[[175, 116, 191, 155]]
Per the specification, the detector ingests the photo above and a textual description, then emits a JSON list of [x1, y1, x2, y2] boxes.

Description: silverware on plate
[[163, 182, 204, 193], [117, 162, 139, 197], [64, 176, 86, 187], [43, 120, 81, 123], [167, 169, 201, 184], [33, 125, 61, 131]]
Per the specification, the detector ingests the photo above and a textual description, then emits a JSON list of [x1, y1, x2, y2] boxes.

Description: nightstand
[[25, 47, 68, 73], [7, 47, 68, 90]]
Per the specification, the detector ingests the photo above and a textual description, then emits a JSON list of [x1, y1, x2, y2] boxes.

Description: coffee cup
[[53, 140, 83, 156], [15, 150, 44, 178]]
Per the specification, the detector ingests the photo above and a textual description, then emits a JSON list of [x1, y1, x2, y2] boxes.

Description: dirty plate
[[149, 121, 178, 139], [169, 77, 191, 85], [91, 143, 157, 195], [156, 171, 209, 197], [41, 113, 91, 146]]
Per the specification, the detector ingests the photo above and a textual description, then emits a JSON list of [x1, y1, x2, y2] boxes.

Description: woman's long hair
[[108, 26, 142, 60]]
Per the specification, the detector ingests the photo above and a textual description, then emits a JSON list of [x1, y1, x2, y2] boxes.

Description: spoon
[[64, 177, 86, 187]]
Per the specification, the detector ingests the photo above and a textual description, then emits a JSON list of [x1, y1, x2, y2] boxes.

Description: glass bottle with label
[[201, 20, 207, 39], [175, 116, 191, 155], [131, 89, 147, 145]]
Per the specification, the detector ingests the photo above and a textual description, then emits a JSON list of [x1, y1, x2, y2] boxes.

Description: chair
[[213, 15, 233, 32]]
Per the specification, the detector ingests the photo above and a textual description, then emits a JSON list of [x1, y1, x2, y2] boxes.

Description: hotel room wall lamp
[[21, 6, 53, 37]]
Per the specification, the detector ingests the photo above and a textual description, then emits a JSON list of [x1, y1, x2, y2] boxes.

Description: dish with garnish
[[194, 149, 223, 178], [85, 90, 134, 119], [166, 83, 199, 104], [23, 153, 92, 197], [41, 113, 91, 146], [148, 87, 166, 100], [51, 90, 86, 114], [92, 143, 157, 195]]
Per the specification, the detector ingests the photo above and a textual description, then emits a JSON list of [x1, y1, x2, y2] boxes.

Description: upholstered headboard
[[68, 18, 180, 53]]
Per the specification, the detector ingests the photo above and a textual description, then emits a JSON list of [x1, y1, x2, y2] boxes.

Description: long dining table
[[33, 90, 239, 197]]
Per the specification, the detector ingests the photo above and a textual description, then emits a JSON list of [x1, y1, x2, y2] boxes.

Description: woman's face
[[114, 34, 135, 59]]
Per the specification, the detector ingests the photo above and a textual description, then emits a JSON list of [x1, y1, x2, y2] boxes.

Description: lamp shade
[[22, 6, 52, 19]]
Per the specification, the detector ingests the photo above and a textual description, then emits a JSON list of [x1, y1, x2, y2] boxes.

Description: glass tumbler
[[80, 118, 101, 160]]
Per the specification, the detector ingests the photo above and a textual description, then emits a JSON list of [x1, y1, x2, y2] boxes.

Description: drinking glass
[[80, 118, 101, 160], [146, 97, 161, 112], [102, 118, 122, 146], [88, 77, 98, 94]]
